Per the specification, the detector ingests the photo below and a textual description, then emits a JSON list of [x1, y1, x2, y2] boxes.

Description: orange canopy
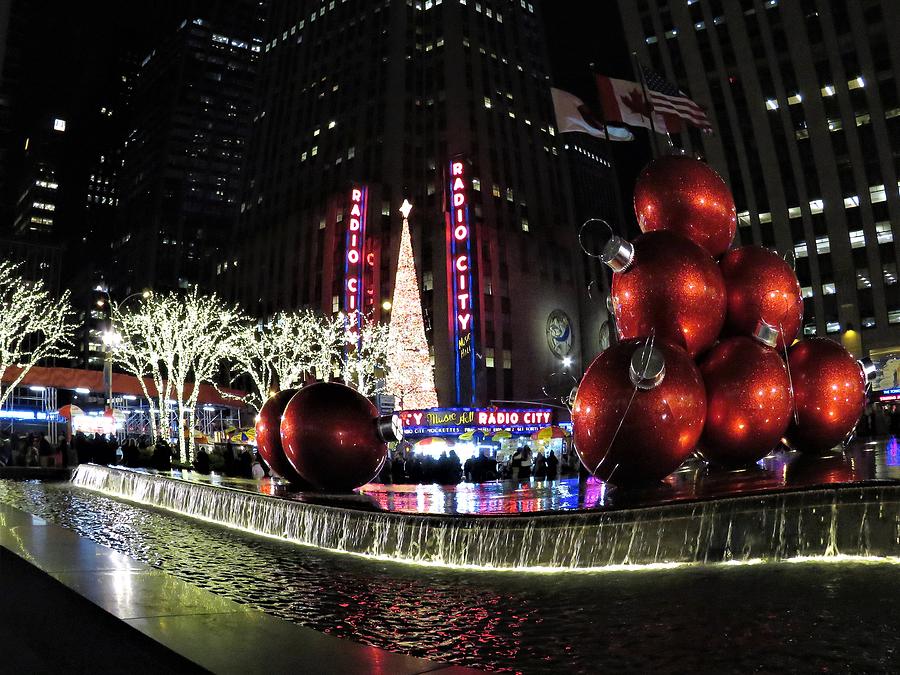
[[1, 365, 246, 408]]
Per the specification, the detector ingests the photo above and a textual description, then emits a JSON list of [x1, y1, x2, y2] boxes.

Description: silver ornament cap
[[602, 235, 635, 273], [858, 357, 877, 381], [376, 414, 404, 443], [629, 343, 666, 390], [752, 320, 779, 348]]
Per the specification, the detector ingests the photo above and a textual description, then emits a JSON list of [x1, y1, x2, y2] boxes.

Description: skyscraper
[[617, 0, 900, 357], [224, 0, 609, 408], [112, 3, 266, 293], [12, 115, 66, 237]]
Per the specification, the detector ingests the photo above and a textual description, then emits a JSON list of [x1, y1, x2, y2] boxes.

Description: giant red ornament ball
[[281, 382, 389, 491], [786, 338, 866, 453], [610, 231, 726, 358], [719, 246, 803, 350], [255, 389, 308, 486], [573, 338, 706, 486], [634, 155, 737, 258], [699, 336, 793, 466]]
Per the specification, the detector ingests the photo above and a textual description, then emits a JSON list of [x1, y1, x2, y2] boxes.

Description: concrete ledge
[[0, 466, 74, 481], [0, 503, 474, 674]]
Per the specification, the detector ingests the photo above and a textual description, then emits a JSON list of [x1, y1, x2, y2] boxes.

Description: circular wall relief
[[546, 309, 573, 358]]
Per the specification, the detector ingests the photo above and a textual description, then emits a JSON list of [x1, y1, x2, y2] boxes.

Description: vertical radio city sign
[[345, 185, 368, 336], [447, 159, 476, 405]]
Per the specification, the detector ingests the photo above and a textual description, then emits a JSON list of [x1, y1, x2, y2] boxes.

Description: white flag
[[551, 87, 634, 141]]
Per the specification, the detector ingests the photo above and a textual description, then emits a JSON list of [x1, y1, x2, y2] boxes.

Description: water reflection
[[0, 479, 898, 673], [145, 439, 900, 516]]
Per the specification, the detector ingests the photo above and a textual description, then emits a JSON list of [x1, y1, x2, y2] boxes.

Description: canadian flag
[[596, 75, 682, 135], [551, 88, 634, 141]]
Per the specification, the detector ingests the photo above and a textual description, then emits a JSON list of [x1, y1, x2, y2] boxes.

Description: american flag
[[641, 65, 712, 131]]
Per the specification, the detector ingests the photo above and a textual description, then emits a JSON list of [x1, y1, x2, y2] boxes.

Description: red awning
[[1, 365, 247, 408]]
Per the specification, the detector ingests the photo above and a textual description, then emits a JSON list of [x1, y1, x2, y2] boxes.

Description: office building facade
[[112, 4, 266, 292], [618, 0, 900, 356], [223, 0, 610, 408]]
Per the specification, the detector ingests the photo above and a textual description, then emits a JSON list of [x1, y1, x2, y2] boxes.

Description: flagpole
[[632, 52, 660, 157], [599, 121, 626, 344]]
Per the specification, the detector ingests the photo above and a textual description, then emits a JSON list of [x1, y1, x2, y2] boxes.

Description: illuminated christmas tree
[[387, 201, 439, 409]]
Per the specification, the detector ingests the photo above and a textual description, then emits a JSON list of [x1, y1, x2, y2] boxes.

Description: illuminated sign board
[[877, 387, 900, 402], [447, 159, 476, 404], [345, 185, 368, 335], [399, 407, 553, 437]]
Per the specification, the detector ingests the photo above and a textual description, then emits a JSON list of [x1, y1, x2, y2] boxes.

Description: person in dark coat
[[193, 447, 211, 474], [152, 441, 173, 471], [546, 450, 559, 480]]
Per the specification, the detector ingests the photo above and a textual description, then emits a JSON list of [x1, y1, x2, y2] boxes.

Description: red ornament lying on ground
[[719, 245, 803, 350], [634, 155, 737, 258], [255, 388, 308, 486], [572, 338, 706, 486], [281, 382, 402, 491], [605, 230, 726, 358], [698, 324, 792, 467], [785, 338, 866, 454]]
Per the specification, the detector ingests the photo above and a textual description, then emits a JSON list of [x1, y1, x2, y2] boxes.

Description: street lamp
[[94, 287, 149, 411], [101, 328, 122, 411]]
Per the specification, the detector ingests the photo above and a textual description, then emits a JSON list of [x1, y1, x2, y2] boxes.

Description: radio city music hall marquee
[[399, 408, 554, 437]]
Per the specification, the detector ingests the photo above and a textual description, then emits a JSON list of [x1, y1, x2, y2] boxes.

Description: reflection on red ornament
[[785, 338, 866, 454], [281, 382, 389, 491], [699, 336, 792, 466], [573, 339, 706, 486], [256, 389, 308, 487], [609, 231, 726, 358], [719, 246, 803, 350], [634, 155, 736, 258]]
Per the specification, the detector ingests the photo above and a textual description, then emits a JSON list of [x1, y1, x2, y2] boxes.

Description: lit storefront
[[397, 407, 569, 465]]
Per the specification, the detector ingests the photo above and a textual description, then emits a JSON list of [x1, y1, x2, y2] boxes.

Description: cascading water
[[72, 464, 900, 570]]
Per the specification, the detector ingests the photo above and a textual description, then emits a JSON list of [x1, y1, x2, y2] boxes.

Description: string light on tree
[[387, 200, 439, 410]]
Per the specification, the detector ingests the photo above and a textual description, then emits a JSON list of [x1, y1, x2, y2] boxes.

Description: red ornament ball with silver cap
[[785, 338, 866, 454], [280, 382, 402, 491], [607, 230, 726, 358], [719, 245, 803, 351], [698, 324, 793, 467], [572, 338, 706, 486], [634, 155, 737, 258]]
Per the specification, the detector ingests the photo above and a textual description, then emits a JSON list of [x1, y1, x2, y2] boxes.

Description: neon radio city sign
[[345, 185, 368, 330], [448, 159, 476, 403]]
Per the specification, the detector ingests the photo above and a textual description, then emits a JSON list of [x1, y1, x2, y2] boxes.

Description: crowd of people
[[0, 430, 270, 479], [378, 445, 577, 485]]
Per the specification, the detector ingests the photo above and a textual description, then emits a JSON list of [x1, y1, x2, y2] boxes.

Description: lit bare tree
[[308, 311, 346, 382], [112, 290, 243, 461], [0, 261, 74, 408], [343, 314, 392, 397], [222, 309, 323, 412]]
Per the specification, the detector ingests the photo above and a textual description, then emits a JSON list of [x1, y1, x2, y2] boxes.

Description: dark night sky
[[15, 1, 647, 233], [542, 0, 652, 229]]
